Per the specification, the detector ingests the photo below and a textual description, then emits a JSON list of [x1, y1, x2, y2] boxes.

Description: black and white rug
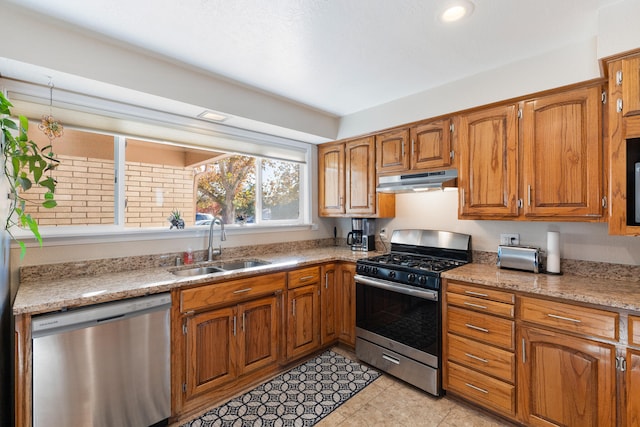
[[183, 350, 380, 427]]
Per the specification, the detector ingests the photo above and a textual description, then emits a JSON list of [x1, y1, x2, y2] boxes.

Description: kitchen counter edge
[[442, 263, 640, 312], [13, 247, 373, 316]]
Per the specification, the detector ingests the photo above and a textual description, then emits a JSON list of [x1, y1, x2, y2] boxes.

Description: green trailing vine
[[1, 92, 58, 258]]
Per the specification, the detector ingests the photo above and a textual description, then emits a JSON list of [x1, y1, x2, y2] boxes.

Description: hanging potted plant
[[1, 92, 58, 258]]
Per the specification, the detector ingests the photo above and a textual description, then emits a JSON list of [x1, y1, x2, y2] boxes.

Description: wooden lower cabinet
[[337, 263, 356, 347], [184, 295, 280, 402], [287, 283, 320, 359], [320, 262, 356, 348], [517, 326, 616, 427], [444, 281, 516, 418], [320, 263, 338, 345], [627, 349, 640, 427]]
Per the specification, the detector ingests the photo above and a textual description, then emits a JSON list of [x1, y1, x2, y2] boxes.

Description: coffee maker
[[347, 218, 376, 251]]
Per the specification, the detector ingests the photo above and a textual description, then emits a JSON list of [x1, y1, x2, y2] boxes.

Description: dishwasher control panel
[[32, 293, 171, 336]]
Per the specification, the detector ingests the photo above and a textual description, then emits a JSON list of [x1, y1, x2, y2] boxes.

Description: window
[[18, 123, 307, 231], [195, 156, 301, 225]]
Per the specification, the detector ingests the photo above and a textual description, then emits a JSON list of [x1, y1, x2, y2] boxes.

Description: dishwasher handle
[[32, 293, 171, 338]]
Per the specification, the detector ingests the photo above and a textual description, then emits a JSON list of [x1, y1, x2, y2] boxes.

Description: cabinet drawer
[[447, 292, 514, 318], [630, 315, 640, 347], [447, 334, 515, 383], [181, 272, 286, 313], [447, 361, 515, 416], [287, 266, 321, 289], [447, 281, 515, 304], [519, 296, 618, 340], [448, 306, 514, 350]]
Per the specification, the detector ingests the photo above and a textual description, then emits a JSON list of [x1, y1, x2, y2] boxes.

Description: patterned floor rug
[[183, 350, 380, 427]]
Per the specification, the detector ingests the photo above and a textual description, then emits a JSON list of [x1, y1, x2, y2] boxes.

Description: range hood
[[376, 169, 458, 193]]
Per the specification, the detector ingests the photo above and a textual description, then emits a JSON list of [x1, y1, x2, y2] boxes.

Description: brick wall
[[125, 162, 195, 228], [21, 155, 195, 228]]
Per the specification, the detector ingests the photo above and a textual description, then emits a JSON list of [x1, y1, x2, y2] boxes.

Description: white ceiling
[[4, 0, 619, 118]]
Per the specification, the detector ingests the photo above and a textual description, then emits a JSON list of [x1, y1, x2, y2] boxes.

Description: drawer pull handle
[[382, 354, 400, 365], [465, 323, 489, 333], [465, 353, 489, 364], [299, 275, 315, 282], [547, 313, 581, 323], [464, 290, 488, 297], [464, 302, 487, 310], [465, 383, 489, 394], [233, 288, 253, 294]]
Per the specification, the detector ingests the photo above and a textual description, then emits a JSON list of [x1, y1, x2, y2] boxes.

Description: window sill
[[10, 223, 318, 248]]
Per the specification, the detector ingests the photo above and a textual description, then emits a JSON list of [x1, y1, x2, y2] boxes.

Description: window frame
[[2, 81, 314, 246]]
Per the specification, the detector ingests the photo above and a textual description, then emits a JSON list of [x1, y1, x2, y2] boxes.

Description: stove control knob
[[418, 276, 427, 285], [407, 273, 416, 282], [372, 267, 379, 275], [388, 270, 396, 279]]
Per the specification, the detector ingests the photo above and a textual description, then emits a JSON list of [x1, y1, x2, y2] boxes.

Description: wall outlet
[[379, 228, 387, 240], [500, 233, 520, 246]]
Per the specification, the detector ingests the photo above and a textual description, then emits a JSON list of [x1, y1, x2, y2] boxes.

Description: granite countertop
[[13, 247, 373, 316], [442, 263, 640, 312]]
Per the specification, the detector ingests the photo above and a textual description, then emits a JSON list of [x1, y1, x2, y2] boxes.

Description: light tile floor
[[320, 347, 515, 427]]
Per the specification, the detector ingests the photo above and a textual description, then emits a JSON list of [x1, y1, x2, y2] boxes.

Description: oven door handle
[[355, 275, 439, 301]]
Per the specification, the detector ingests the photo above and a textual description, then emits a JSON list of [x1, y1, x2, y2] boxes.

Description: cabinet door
[[411, 119, 452, 170], [337, 263, 356, 347], [320, 263, 339, 345], [622, 56, 640, 117], [185, 306, 237, 399], [237, 296, 279, 375], [458, 104, 519, 218], [287, 284, 320, 359], [345, 137, 376, 215], [627, 349, 640, 427], [318, 143, 345, 216], [518, 326, 616, 427], [376, 128, 410, 174], [521, 86, 603, 219]]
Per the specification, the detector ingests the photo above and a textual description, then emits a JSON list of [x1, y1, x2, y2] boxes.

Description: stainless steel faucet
[[207, 217, 227, 261]]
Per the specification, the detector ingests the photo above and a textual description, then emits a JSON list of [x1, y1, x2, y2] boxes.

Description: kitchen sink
[[217, 259, 271, 270], [171, 266, 225, 277], [171, 259, 271, 277]]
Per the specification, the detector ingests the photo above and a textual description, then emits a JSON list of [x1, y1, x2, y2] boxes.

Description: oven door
[[355, 274, 440, 368]]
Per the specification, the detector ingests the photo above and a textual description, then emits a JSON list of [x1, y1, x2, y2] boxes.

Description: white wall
[[338, 39, 600, 139], [0, 1, 339, 142], [598, 0, 640, 58], [335, 190, 640, 266], [337, 0, 640, 140]]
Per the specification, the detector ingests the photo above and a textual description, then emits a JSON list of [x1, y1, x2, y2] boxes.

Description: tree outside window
[[196, 155, 300, 225]]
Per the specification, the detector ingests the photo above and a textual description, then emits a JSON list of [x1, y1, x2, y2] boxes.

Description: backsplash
[[20, 242, 640, 284], [20, 238, 340, 283], [473, 250, 640, 282]]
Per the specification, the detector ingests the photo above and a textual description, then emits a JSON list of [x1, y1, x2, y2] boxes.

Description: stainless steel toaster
[[497, 245, 541, 273]]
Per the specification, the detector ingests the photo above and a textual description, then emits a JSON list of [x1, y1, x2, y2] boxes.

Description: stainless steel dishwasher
[[31, 293, 171, 427]]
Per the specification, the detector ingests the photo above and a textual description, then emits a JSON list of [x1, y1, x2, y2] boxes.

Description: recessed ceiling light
[[439, 0, 475, 23], [198, 110, 228, 122]]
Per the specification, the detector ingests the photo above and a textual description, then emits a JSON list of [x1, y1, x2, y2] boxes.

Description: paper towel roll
[[546, 231, 560, 273]]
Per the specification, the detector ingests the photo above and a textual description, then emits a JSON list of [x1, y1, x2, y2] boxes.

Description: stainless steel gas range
[[355, 229, 472, 396]]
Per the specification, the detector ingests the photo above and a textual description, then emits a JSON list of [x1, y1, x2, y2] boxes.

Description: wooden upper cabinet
[[318, 142, 345, 216], [345, 137, 377, 215], [622, 55, 640, 117], [411, 119, 453, 170], [376, 128, 410, 174], [318, 137, 394, 218], [607, 52, 640, 236], [458, 104, 519, 218], [521, 85, 603, 219], [376, 120, 452, 175]]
